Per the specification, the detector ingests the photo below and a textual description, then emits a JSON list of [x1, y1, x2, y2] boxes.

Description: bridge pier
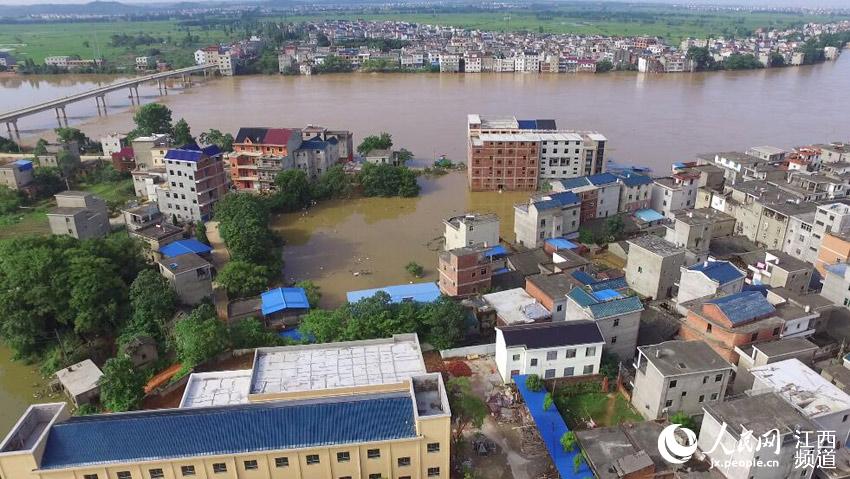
[[95, 95, 107, 116], [54, 107, 68, 128]]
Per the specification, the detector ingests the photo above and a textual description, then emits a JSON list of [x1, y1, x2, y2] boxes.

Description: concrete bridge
[[0, 63, 219, 140]]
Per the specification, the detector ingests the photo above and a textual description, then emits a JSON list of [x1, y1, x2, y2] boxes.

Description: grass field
[[1, 5, 847, 67], [556, 391, 642, 429]]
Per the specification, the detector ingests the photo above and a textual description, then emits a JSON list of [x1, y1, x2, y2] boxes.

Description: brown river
[[1, 56, 850, 428]]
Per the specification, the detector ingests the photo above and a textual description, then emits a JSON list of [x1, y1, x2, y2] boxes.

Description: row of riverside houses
[[429, 117, 850, 479], [272, 19, 850, 76]]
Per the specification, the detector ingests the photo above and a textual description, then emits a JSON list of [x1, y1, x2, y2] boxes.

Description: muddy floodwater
[[0, 346, 59, 432], [272, 171, 526, 307]]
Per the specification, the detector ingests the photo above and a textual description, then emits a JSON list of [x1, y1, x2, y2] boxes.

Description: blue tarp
[[493, 267, 510, 275], [545, 238, 578, 251], [261, 287, 310, 316], [634, 208, 665, 223], [13, 159, 33, 171], [159, 238, 213, 258], [484, 245, 508, 258], [278, 328, 315, 343], [514, 375, 591, 479], [346, 282, 441, 304], [592, 289, 623, 302]]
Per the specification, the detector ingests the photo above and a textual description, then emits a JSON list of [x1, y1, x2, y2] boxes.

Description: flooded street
[[273, 171, 527, 307]]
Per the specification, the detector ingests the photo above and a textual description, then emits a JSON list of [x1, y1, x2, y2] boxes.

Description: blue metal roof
[[634, 208, 665, 222], [164, 144, 222, 162], [827, 263, 849, 276], [587, 172, 618, 186], [705, 291, 775, 325], [592, 289, 623, 301], [615, 172, 652, 187], [588, 276, 628, 292], [13, 159, 33, 171], [347, 282, 441, 304], [545, 238, 578, 250], [261, 287, 310, 316], [484, 245, 508, 258], [556, 177, 591, 190], [41, 393, 416, 470], [688, 261, 744, 285], [517, 119, 537, 129], [514, 375, 589, 479], [159, 238, 212, 258], [571, 270, 596, 285], [533, 191, 580, 211], [567, 286, 598, 307], [588, 295, 643, 318]]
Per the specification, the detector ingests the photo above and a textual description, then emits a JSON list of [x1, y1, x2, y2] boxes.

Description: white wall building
[[443, 213, 500, 250], [495, 321, 604, 383], [650, 175, 699, 218], [100, 132, 127, 158]]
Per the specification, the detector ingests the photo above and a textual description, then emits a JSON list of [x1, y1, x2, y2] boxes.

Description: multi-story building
[[785, 203, 850, 265], [625, 235, 685, 300], [696, 151, 767, 185], [631, 340, 732, 420], [514, 191, 581, 248], [816, 231, 850, 276], [678, 291, 785, 363], [525, 273, 576, 322], [665, 208, 735, 265], [157, 253, 213, 305], [131, 134, 172, 170], [649, 172, 699, 218], [229, 127, 302, 192], [676, 260, 746, 308], [466, 115, 606, 191], [443, 213, 500, 250], [550, 173, 621, 221], [822, 263, 850, 308], [564, 282, 643, 360], [438, 245, 493, 297], [747, 250, 814, 295], [156, 144, 227, 223], [733, 337, 818, 394], [613, 171, 652, 213], [0, 159, 34, 192], [699, 393, 817, 479], [46, 191, 110, 240], [495, 321, 604, 383], [100, 132, 128, 158], [745, 145, 787, 162], [750, 358, 850, 446], [0, 334, 451, 479], [817, 142, 850, 163]]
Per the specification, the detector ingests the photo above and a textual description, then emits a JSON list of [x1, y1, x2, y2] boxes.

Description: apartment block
[[550, 173, 621, 221], [0, 335, 451, 479], [514, 191, 581, 248], [631, 340, 732, 420], [625, 235, 685, 300], [495, 321, 604, 383], [46, 191, 110, 240], [438, 245, 493, 298], [156, 144, 228, 223], [785, 203, 850, 267], [443, 213, 500, 250], [676, 260, 745, 308], [649, 172, 699, 218], [565, 284, 643, 360], [613, 171, 652, 213], [747, 250, 814, 295]]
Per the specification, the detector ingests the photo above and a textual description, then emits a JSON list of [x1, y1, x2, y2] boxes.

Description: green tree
[[686, 46, 716, 71], [543, 392, 554, 411], [56, 150, 79, 177], [33, 167, 65, 198], [417, 297, 465, 350], [99, 356, 146, 412], [67, 253, 127, 337], [605, 215, 625, 241], [54, 127, 89, 146], [405, 261, 424, 278], [447, 377, 488, 443], [526, 374, 544, 392], [599, 354, 620, 382], [398, 168, 420, 197], [573, 451, 586, 473], [229, 317, 282, 348], [295, 280, 321, 308], [724, 53, 762, 70], [312, 164, 352, 199], [313, 55, 352, 74], [172, 118, 193, 145], [769, 52, 786, 67], [33, 138, 48, 156], [172, 303, 228, 368], [670, 411, 697, 431], [578, 227, 594, 245], [131, 103, 173, 137], [298, 308, 347, 343], [199, 129, 234, 152], [0, 186, 21, 215], [217, 260, 273, 299], [595, 59, 614, 73], [561, 431, 577, 452], [270, 169, 312, 212], [122, 269, 176, 342], [396, 148, 414, 164], [357, 132, 393, 156], [194, 221, 208, 245], [0, 136, 19, 153]]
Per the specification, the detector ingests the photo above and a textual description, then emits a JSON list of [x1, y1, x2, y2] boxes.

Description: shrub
[[543, 392, 554, 411], [561, 431, 577, 452], [525, 374, 544, 392]]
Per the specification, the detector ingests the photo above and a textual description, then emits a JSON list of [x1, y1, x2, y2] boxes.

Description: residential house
[[260, 287, 311, 329], [55, 359, 103, 407], [699, 393, 816, 479], [443, 213, 500, 250], [229, 127, 302, 192], [749, 358, 850, 446], [748, 249, 814, 294], [565, 284, 643, 360], [514, 191, 581, 248], [551, 173, 621, 221], [156, 144, 228, 223], [822, 263, 850, 309], [817, 232, 850, 276], [120, 335, 158, 368], [784, 203, 850, 266], [131, 167, 166, 200], [111, 147, 135, 172], [438, 245, 493, 298], [745, 145, 787, 163], [676, 260, 746, 310], [363, 149, 400, 165], [131, 134, 172, 170], [100, 132, 128, 158], [649, 173, 699, 219], [495, 321, 604, 383], [157, 253, 213, 306], [483, 288, 551, 326], [678, 291, 785, 363], [0, 159, 34, 193], [525, 273, 575, 321], [696, 151, 767, 185], [665, 208, 736, 265], [625, 235, 685, 300], [631, 340, 732, 420], [613, 171, 653, 213], [733, 337, 818, 394], [47, 191, 110, 240]]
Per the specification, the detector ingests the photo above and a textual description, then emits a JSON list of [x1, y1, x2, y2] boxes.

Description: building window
[[715, 374, 723, 382], [556, 304, 563, 312], [699, 395, 705, 403], [212, 463, 227, 474], [565, 349, 576, 358], [149, 469, 165, 479], [398, 457, 412, 467], [530, 358, 538, 366], [83, 475, 98, 479], [546, 351, 558, 361], [637, 266, 642, 273], [611, 336, 617, 344], [337, 451, 351, 462], [613, 318, 619, 327], [244, 460, 258, 470], [681, 391, 687, 397], [369, 475, 382, 479], [751, 332, 758, 342], [564, 367, 574, 376], [306, 455, 320, 465], [706, 323, 712, 333], [428, 467, 441, 477], [670, 380, 677, 388], [710, 393, 718, 400], [367, 448, 381, 459], [427, 442, 440, 453], [772, 327, 781, 336], [665, 400, 673, 408], [583, 365, 594, 375], [545, 369, 556, 379], [703, 376, 708, 384], [181, 465, 196, 476], [512, 354, 520, 361], [585, 346, 596, 356], [117, 473, 132, 479], [275, 457, 289, 468]]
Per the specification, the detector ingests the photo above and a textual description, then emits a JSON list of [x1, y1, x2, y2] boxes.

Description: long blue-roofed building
[[0, 334, 452, 479]]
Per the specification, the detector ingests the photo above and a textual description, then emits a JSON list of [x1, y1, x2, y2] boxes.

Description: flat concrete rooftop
[[179, 370, 252, 408]]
